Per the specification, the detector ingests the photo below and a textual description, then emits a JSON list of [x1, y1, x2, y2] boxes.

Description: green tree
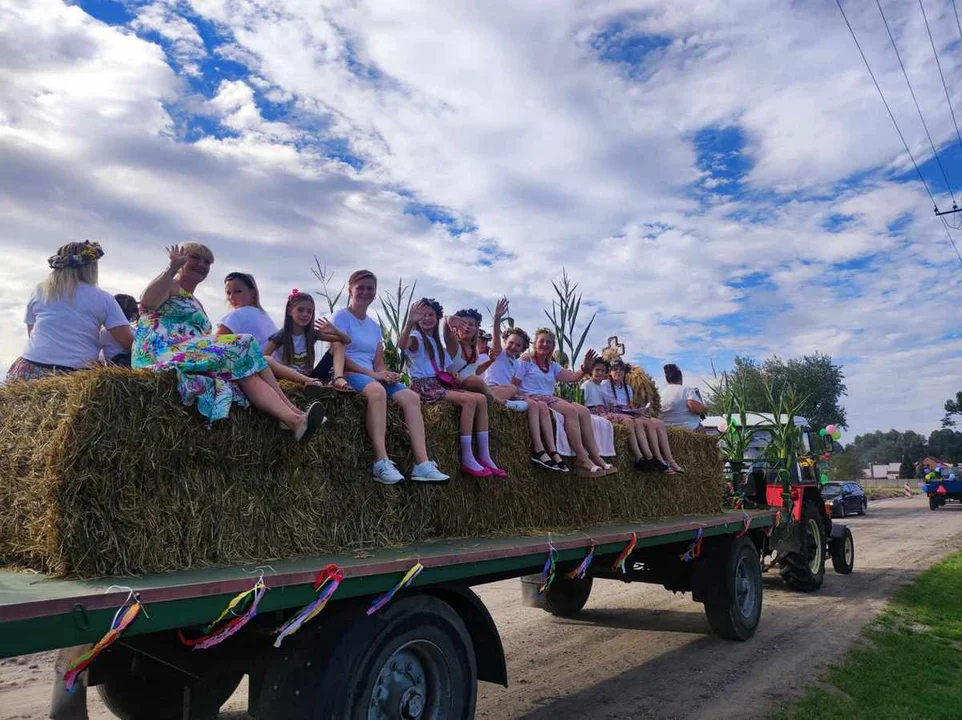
[[899, 455, 915, 480], [847, 430, 927, 468], [829, 449, 859, 482], [707, 353, 847, 429], [942, 391, 962, 428], [927, 429, 962, 462]]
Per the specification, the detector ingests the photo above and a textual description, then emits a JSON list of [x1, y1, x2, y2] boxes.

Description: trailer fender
[[426, 585, 507, 687], [830, 522, 848, 539], [49, 645, 91, 720]]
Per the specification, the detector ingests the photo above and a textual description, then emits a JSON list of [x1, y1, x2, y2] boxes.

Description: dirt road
[[2, 496, 959, 719]]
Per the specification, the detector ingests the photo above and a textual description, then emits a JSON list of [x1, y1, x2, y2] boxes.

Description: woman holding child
[[332, 269, 449, 485], [6, 241, 133, 381], [133, 243, 325, 441]]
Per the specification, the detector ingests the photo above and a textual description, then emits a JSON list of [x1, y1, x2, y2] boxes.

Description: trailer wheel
[[699, 536, 763, 641], [778, 501, 826, 592], [95, 639, 243, 720], [254, 595, 476, 719], [830, 526, 855, 575], [542, 574, 593, 618]]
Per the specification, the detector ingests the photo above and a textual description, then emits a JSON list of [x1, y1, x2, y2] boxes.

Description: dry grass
[[0, 367, 723, 578]]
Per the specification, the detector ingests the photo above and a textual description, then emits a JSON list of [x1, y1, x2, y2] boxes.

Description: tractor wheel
[[541, 574, 593, 618], [830, 526, 855, 575], [778, 501, 826, 592]]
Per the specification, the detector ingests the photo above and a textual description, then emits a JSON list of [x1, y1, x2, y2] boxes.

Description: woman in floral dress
[[133, 243, 324, 441]]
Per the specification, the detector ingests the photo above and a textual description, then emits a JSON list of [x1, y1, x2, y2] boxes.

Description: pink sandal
[[480, 461, 508, 478], [461, 464, 493, 478]]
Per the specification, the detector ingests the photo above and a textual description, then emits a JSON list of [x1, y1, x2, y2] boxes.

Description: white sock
[[460, 435, 484, 471], [476, 431, 499, 468]]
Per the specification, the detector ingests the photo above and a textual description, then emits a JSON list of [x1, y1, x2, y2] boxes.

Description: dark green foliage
[[898, 455, 915, 480], [942, 390, 962, 428]]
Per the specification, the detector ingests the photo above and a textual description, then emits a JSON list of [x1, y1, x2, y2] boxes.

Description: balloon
[[825, 424, 837, 435], [819, 428, 827, 436], [820, 473, 830, 484], [717, 420, 728, 433], [821, 452, 831, 460], [730, 416, 740, 427], [832, 430, 842, 440]]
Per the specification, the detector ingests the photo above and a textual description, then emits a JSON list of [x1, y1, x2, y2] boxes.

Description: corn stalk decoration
[[543, 269, 596, 402], [377, 278, 417, 377], [761, 380, 809, 517], [310, 258, 346, 314]]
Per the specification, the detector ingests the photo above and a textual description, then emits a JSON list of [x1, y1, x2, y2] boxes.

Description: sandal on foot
[[331, 376, 354, 393], [295, 402, 327, 443], [480, 461, 509, 478], [550, 453, 570, 473], [303, 383, 326, 400], [575, 460, 605, 478], [531, 452, 556, 471]]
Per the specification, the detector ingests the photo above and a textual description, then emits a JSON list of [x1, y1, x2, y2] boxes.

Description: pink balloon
[[717, 421, 728, 433], [825, 424, 837, 435]]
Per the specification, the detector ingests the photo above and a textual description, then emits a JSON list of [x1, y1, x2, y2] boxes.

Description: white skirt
[[550, 409, 616, 457]]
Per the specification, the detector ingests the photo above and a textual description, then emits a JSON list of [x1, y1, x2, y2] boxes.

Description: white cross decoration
[[606, 336, 625, 357]]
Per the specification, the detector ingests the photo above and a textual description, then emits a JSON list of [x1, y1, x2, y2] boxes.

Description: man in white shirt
[[659, 363, 707, 431]]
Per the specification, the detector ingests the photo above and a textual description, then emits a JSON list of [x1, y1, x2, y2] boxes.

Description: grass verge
[[775, 550, 962, 719]]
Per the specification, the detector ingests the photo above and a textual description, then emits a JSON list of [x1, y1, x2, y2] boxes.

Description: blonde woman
[[6, 241, 132, 381], [133, 244, 324, 442]]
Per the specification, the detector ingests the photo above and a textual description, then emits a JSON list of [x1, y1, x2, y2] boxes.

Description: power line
[[875, 0, 956, 203], [835, 0, 962, 269], [919, 0, 962, 153]]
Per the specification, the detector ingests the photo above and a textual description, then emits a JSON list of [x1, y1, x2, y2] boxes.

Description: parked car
[[821, 481, 867, 518]]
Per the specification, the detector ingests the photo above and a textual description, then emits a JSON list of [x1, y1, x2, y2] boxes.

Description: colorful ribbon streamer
[[367, 563, 423, 616], [178, 579, 267, 650], [64, 593, 143, 691], [680, 528, 704, 563], [567, 544, 596, 580], [274, 564, 344, 648], [538, 543, 559, 594], [734, 512, 752, 538], [611, 532, 637, 573]]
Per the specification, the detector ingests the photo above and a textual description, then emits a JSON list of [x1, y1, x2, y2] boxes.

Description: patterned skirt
[[5, 357, 79, 382], [410, 376, 449, 403], [589, 405, 635, 423], [524, 392, 560, 406]]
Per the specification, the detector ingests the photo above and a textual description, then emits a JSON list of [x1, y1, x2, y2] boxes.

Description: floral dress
[[132, 289, 268, 422]]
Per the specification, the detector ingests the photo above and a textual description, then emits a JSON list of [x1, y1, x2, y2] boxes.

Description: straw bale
[[0, 368, 723, 578]]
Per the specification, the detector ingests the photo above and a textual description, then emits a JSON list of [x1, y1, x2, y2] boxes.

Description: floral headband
[[48, 241, 103, 270], [287, 288, 313, 304]]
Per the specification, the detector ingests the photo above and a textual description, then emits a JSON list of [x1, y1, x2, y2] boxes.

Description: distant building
[[864, 462, 901, 480], [917, 456, 949, 472]]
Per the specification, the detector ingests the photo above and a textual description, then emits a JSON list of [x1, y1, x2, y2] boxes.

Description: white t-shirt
[[602, 382, 633, 409], [484, 352, 520, 387], [99, 326, 132, 362], [517, 359, 564, 396], [22, 283, 129, 369], [218, 306, 277, 350], [404, 330, 449, 381], [580, 380, 606, 407], [660, 384, 703, 430], [448, 345, 484, 380], [331, 308, 382, 372], [271, 331, 311, 373]]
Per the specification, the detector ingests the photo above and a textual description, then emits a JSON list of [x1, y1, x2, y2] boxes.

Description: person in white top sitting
[[331, 269, 449, 485], [443, 307, 504, 406], [99, 293, 138, 367], [6, 241, 133, 381], [601, 359, 684, 474], [517, 329, 613, 478], [660, 363, 707, 432], [216, 272, 326, 392], [400, 298, 507, 479]]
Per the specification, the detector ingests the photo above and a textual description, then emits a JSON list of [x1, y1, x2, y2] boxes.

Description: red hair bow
[[288, 288, 301, 302]]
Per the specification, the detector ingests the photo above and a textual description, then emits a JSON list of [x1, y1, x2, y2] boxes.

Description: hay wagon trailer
[[1, 510, 774, 720]]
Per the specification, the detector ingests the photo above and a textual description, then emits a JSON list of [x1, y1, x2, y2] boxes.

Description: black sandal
[[530, 451, 556, 471], [550, 453, 570, 473]]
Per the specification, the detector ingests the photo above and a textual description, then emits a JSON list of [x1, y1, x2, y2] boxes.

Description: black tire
[[254, 594, 477, 720], [700, 536, 763, 641], [930, 496, 940, 511], [542, 574, 593, 618], [779, 501, 826, 592], [837, 502, 846, 519], [858, 499, 867, 516], [830, 526, 855, 575], [95, 636, 243, 720]]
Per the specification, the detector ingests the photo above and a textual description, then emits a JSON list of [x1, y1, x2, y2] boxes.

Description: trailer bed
[[0, 510, 773, 658]]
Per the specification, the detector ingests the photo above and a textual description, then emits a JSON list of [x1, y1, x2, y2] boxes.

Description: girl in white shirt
[[400, 298, 507, 479], [605, 360, 684, 474], [443, 307, 504, 406], [517, 329, 613, 477], [216, 273, 324, 391], [7, 241, 133, 381]]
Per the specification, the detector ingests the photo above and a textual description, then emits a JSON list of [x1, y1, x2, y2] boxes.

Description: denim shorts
[[346, 372, 408, 398]]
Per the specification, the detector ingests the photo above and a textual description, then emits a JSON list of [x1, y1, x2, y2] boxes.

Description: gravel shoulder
[[1, 496, 958, 720]]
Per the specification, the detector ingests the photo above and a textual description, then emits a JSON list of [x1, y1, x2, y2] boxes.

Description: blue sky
[[1, 0, 961, 437]]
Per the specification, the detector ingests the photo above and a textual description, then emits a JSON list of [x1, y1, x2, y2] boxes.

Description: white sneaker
[[505, 399, 528, 412], [373, 458, 404, 485], [411, 460, 450, 484]]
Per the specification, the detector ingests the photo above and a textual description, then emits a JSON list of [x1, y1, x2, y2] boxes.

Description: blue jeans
[[346, 372, 408, 398]]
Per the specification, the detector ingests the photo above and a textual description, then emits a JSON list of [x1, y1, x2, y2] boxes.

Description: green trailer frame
[[1, 509, 775, 719]]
